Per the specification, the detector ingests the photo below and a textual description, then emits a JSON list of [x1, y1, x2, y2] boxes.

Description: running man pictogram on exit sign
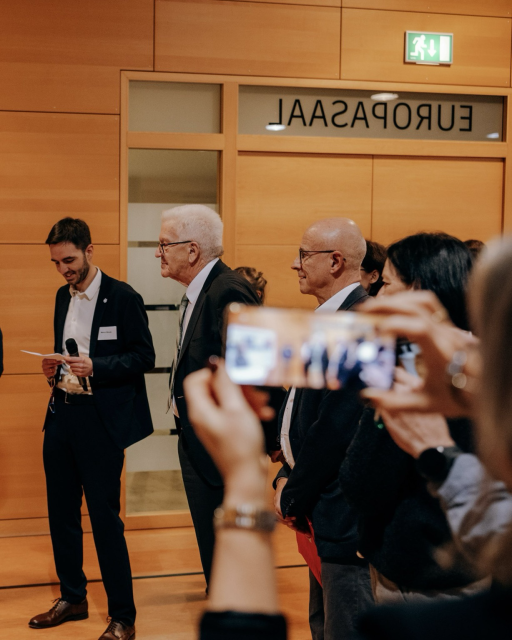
[[405, 31, 453, 65]]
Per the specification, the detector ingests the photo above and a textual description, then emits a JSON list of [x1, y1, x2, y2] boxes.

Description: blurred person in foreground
[[352, 238, 512, 638], [339, 233, 487, 604], [360, 240, 387, 297], [273, 218, 373, 640], [156, 205, 260, 588]]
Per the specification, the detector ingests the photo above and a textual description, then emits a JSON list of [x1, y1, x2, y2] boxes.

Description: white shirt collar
[[186, 258, 219, 304], [315, 282, 360, 313], [70, 267, 102, 301]]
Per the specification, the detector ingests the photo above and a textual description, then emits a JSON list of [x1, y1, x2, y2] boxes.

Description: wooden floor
[[0, 526, 310, 639]]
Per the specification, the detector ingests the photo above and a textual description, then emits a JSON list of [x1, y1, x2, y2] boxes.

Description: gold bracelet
[[213, 504, 276, 533]]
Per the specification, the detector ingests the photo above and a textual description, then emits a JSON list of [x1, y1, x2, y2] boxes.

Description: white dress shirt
[[280, 281, 361, 468], [180, 258, 219, 346], [58, 267, 102, 394], [172, 258, 219, 415]]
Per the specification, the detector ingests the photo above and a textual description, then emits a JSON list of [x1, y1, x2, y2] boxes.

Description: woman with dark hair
[[361, 240, 387, 297], [339, 232, 485, 603], [382, 232, 473, 330], [235, 266, 267, 304]]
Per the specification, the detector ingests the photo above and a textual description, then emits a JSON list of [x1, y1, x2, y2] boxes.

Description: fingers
[[361, 388, 434, 413], [184, 368, 220, 428], [209, 361, 250, 413], [242, 386, 275, 422], [394, 367, 424, 391]]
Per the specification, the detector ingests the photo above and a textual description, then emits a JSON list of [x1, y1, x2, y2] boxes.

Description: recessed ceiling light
[[370, 93, 399, 102], [266, 124, 286, 131], [486, 132, 500, 140]]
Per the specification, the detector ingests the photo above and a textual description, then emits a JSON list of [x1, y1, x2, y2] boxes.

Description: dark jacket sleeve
[[200, 611, 287, 640], [92, 290, 155, 382], [215, 275, 261, 335], [339, 407, 414, 516], [280, 389, 364, 519]]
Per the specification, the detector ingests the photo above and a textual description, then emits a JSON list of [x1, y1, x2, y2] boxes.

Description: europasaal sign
[[238, 86, 503, 142]]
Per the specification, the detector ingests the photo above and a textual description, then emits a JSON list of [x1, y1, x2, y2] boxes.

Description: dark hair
[[464, 239, 486, 261], [235, 266, 267, 304], [362, 240, 387, 296], [45, 217, 92, 251], [387, 232, 473, 330]]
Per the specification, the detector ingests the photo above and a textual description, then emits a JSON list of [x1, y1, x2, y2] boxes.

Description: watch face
[[418, 447, 449, 482]]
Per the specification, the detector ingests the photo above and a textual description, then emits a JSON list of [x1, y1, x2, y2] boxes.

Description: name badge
[[98, 326, 117, 341]]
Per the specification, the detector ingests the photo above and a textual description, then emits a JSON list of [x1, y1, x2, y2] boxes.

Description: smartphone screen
[[225, 304, 396, 390]]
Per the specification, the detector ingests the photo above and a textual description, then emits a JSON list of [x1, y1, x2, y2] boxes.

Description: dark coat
[[339, 407, 480, 590], [47, 271, 155, 450], [356, 585, 512, 640], [276, 284, 370, 559], [172, 260, 261, 487]]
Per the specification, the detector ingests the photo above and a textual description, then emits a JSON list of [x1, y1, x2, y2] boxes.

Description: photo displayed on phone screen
[[225, 304, 396, 391]]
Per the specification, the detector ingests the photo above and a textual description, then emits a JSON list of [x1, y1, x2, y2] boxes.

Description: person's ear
[[331, 251, 343, 272], [369, 270, 379, 284], [188, 241, 200, 264], [84, 244, 94, 262]]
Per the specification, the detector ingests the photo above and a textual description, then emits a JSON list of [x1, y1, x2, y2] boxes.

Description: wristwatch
[[213, 504, 276, 533], [416, 445, 462, 483]]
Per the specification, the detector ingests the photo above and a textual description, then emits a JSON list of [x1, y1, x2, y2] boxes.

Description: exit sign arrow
[[405, 31, 453, 65]]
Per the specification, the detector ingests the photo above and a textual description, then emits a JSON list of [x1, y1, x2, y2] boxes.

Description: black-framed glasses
[[158, 240, 192, 254], [298, 248, 335, 266]]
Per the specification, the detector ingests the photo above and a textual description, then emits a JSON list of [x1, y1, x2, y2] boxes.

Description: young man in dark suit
[[156, 204, 260, 587], [273, 218, 373, 640], [30, 218, 155, 640]]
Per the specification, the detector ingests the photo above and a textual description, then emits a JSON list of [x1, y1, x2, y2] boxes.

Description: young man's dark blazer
[[275, 284, 369, 559], [46, 271, 155, 450], [172, 259, 261, 487]]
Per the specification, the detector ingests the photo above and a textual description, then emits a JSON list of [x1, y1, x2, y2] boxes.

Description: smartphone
[[225, 304, 396, 391]]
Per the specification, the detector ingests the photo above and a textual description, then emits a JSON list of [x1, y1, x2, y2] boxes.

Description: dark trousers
[[309, 561, 373, 640], [43, 390, 136, 626], [178, 435, 224, 587]]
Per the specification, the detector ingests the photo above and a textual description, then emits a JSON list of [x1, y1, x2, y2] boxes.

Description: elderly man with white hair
[[156, 204, 260, 588]]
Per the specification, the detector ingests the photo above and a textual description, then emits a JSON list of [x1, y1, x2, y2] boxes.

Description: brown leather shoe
[[98, 619, 135, 640], [28, 598, 88, 628]]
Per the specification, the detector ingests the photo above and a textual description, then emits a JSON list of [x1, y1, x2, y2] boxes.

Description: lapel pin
[[103, 298, 108, 303]]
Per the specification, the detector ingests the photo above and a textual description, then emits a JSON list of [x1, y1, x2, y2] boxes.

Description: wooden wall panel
[[237, 154, 373, 246], [236, 153, 372, 309], [234, 0, 340, 5], [235, 244, 317, 310], [341, 8, 511, 87], [0, 0, 154, 114], [0, 113, 119, 245], [0, 375, 49, 520], [155, 0, 341, 79], [372, 157, 504, 245], [342, 1, 512, 18], [1, 245, 120, 375]]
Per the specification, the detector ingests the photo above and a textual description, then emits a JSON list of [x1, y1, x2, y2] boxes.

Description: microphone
[[65, 338, 88, 392]]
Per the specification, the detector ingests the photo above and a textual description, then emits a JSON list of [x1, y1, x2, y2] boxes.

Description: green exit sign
[[405, 31, 453, 65]]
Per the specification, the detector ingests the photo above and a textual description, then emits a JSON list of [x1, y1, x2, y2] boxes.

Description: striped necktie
[[166, 293, 189, 413]]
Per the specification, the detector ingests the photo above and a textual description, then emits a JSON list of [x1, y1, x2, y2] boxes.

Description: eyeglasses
[[298, 248, 335, 266], [158, 240, 192, 254]]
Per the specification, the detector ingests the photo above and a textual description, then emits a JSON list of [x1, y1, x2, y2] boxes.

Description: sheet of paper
[[20, 350, 67, 362]]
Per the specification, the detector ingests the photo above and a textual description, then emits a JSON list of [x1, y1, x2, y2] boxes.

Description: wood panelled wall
[[1, 0, 511, 532]]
